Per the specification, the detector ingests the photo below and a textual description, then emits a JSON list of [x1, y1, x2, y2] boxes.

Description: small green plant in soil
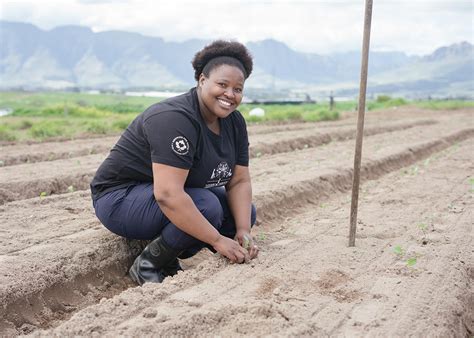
[[393, 245, 404, 256], [417, 223, 429, 245], [242, 234, 251, 250], [406, 257, 417, 267], [417, 223, 427, 231], [393, 244, 419, 267]]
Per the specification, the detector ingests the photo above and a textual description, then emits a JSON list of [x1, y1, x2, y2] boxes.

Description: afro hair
[[191, 40, 253, 81]]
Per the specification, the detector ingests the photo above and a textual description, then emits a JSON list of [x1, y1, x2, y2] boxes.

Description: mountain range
[[1, 21, 472, 98]]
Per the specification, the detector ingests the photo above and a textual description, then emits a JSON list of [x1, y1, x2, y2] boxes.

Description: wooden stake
[[349, 0, 373, 247]]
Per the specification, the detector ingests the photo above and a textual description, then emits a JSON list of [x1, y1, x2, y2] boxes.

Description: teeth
[[218, 99, 231, 106]]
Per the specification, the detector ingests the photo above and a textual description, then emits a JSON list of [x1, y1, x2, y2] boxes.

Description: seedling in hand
[[242, 234, 251, 250]]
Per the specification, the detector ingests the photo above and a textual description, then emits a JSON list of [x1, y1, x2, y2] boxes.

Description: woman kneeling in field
[[90, 40, 259, 285]]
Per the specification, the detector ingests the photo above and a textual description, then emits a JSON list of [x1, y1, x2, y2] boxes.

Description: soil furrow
[[0, 120, 340, 166], [0, 119, 436, 204], [0, 136, 119, 167], [34, 137, 473, 337], [0, 115, 435, 167], [248, 118, 436, 157], [0, 120, 472, 334]]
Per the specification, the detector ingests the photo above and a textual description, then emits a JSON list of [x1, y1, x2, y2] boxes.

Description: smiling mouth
[[217, 98, 233, 108]]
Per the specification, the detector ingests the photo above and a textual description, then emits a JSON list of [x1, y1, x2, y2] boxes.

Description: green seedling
[[393, 245, 404, 256], [423, 158, 431, 166], [67, 185, 75, 193], [320, 203, 327, 209], [403, 165, 420, 176], [242, 234, 251, 250], [257, 232, 267, 241], [393, 245, 419, 267], [417, 223, 428, 235], [469, 178, 474, 192], [417, 222, 429, 245], [417, 223, 427, 230], [39, 191, 48, 198]]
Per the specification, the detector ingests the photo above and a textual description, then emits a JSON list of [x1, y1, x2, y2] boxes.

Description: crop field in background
[[0, 91, 473, 143]]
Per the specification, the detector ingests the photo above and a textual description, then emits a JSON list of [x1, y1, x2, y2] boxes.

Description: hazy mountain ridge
[[0, 21, 472, 98]]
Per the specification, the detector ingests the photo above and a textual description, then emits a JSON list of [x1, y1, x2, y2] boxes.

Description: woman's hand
[[235, 230, 259, 260], [212, 235, 250, 263]]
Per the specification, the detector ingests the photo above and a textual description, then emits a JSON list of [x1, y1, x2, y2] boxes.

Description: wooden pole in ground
[[349, 0, 373, 247]]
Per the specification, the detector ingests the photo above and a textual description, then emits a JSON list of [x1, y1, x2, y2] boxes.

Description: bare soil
[[0, 107, 472, 336]]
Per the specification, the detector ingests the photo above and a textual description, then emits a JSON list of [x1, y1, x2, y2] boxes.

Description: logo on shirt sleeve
[[171, 136, 190, 155]]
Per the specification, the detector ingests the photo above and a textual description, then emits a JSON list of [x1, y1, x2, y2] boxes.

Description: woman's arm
[[226, 165, 259, 259], [153, 163, 249, 263]]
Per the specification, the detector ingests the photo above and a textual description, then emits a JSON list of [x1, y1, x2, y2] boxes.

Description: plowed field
[[0, 107, 472, 336]]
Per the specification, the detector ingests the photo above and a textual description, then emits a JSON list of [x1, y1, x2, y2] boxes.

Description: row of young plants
[[1, 91, 472, 142]]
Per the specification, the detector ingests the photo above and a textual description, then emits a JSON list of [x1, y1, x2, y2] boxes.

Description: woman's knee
[[93, 189, 127, 236], [186, 188, 224, 228]]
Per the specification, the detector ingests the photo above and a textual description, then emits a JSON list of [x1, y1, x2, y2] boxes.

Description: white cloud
[[0, 0, 472, 55]]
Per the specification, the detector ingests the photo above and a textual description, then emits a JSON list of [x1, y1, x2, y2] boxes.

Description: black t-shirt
[[90, 87, 249, 201]]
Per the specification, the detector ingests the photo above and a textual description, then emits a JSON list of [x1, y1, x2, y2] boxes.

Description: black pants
[[93, 183, 257, 254]]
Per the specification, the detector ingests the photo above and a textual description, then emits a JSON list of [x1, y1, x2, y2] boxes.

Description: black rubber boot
[[129, 236, 182, 285], [162, 258, 183, 277]]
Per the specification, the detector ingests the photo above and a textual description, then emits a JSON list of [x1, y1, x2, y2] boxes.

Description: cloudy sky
[[1, 0, 472, 55]]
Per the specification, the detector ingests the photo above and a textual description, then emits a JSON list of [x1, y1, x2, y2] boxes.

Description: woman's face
[[198, 64, 245, 120]]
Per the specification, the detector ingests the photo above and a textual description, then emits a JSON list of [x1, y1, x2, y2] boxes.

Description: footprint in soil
[[255, 277, 281, 298], [316, 270, 362, 302], [316, 269, 351, 290]]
